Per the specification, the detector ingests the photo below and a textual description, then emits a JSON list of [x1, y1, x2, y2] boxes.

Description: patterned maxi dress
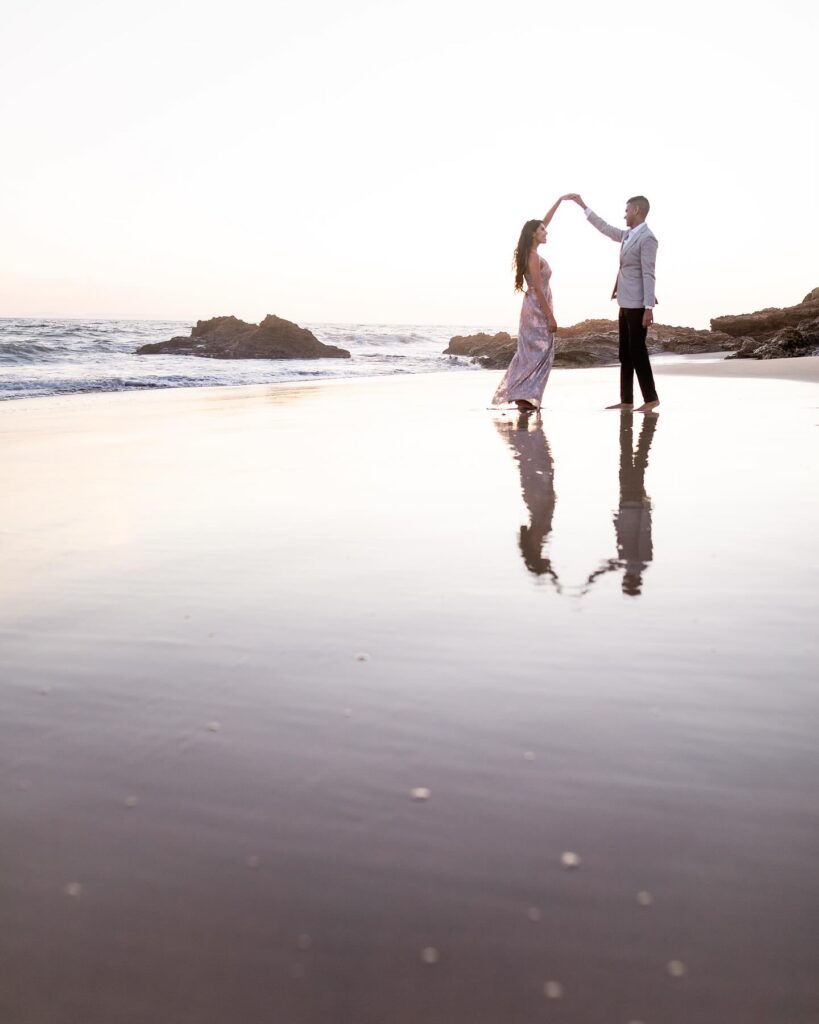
[[492, 258, 555, 409]]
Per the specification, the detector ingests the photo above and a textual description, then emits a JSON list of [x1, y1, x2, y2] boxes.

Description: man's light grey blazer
[[585, 209, 658, 309]]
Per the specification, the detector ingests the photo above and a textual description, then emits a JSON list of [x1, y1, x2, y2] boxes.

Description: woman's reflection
[[585, 411, 658, 596], [495, 413, 560, 588]]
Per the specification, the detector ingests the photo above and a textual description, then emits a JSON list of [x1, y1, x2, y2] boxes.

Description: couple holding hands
[[492, 193, 660, 414]]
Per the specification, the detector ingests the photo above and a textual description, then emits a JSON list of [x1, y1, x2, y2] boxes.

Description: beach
[[2, 359, 818, 1024], [656, 356, 819, 383]]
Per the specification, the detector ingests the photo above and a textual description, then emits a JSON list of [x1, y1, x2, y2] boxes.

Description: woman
[[492, 197, 566, 413]]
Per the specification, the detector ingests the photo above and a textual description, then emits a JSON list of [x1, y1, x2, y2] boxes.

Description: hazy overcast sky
[[1, 0, 816, 328]]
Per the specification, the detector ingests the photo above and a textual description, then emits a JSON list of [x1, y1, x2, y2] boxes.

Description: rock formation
[[137, 315, 350, 360], [713, 288, 819, 337], [446, 332, 517, 369], [448, 289, 819, 368], [713, 288, 819, 360], [446, 320, 737, 370]]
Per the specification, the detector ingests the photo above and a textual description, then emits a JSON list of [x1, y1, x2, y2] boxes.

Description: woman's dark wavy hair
[[513, 220, 544, 292]]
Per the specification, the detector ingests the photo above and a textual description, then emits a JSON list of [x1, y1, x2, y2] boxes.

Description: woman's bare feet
[[606, 402, 634, 410], [636, 400, 660, 413], [515, 400, 538, 412]]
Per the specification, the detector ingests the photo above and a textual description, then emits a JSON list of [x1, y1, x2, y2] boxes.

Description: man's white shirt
[[618, 221, 648, 247]]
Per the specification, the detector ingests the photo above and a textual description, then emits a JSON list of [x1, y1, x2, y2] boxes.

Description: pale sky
[[1, 0, 816, 329]]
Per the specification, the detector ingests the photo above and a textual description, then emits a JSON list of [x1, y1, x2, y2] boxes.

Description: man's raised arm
[[566, 194, 626, 243]]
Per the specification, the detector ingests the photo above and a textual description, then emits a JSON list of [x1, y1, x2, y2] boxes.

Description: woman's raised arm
[[542, 197, 564, 228]]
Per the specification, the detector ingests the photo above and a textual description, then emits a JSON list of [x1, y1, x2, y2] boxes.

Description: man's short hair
[[627, 195, 650, 216]]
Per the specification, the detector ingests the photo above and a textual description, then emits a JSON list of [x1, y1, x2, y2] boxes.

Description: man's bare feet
[[636, 400, 660, 413], [515, 400, 537, 412], [605, 402, 634, 410]]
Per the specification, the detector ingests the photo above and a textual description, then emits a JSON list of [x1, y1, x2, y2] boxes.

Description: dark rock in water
[[445, 319, 737, 370], [136, 315, 350, 360], [446, 332, 517, 369]]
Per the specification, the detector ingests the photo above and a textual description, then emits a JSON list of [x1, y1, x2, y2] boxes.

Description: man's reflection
[[495, 414, 559, 588], [585, 411, 657, 596]]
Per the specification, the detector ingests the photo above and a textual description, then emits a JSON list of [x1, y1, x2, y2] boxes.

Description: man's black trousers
[[618, 307, 658, 404]]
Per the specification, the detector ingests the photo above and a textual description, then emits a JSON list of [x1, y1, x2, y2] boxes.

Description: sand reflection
[[584, 411, 658, 596], [498, 411, 658, 596], [495, 413, 560, 589]]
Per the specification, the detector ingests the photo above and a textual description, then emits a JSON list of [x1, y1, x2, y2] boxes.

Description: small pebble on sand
[[206, 721, 222, 732], [523, 751, 536, 761], [297, 933, 312, 951], [561, 851, 581, 869], [39, 687, 51, 696], [420, 946, 439, 965], [124, 796, 138, 808], [64, 882, 83, 898], [543, 980, 564, 999], [667, 960, 688, 977], [410, 787, 431, 801], [343, 708, 353, 717], [355, 653, 370, 662], [636, 890, 654, 906], [246, 855, 261, 869], [526, 907, 542, 922]]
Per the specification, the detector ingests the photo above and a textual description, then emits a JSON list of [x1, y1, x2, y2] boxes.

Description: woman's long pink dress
[[492, 258, 555, 409]]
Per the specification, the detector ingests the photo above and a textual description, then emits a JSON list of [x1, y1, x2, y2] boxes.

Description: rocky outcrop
[[448, 290, 819, 369], [712, 289, 819, 338], [713, 288, 819, 360], [137, 315, 350, 360], [446, 320, 737, 370], [446, 332, 517, 369], [727, 319, 819, 360]]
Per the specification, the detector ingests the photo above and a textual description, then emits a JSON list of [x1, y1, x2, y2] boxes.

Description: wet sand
[[2, 366, 818, 1024], [655, 353, 819, 383]]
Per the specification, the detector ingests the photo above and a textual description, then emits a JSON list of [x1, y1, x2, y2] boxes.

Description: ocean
[[0, 319, 488, 401]]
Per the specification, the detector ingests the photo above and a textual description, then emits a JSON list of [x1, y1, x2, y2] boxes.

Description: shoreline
[[2, 353, 817, 410]]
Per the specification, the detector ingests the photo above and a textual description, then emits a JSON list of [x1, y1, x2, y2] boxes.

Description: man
[[568, 194, 660, 412]]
